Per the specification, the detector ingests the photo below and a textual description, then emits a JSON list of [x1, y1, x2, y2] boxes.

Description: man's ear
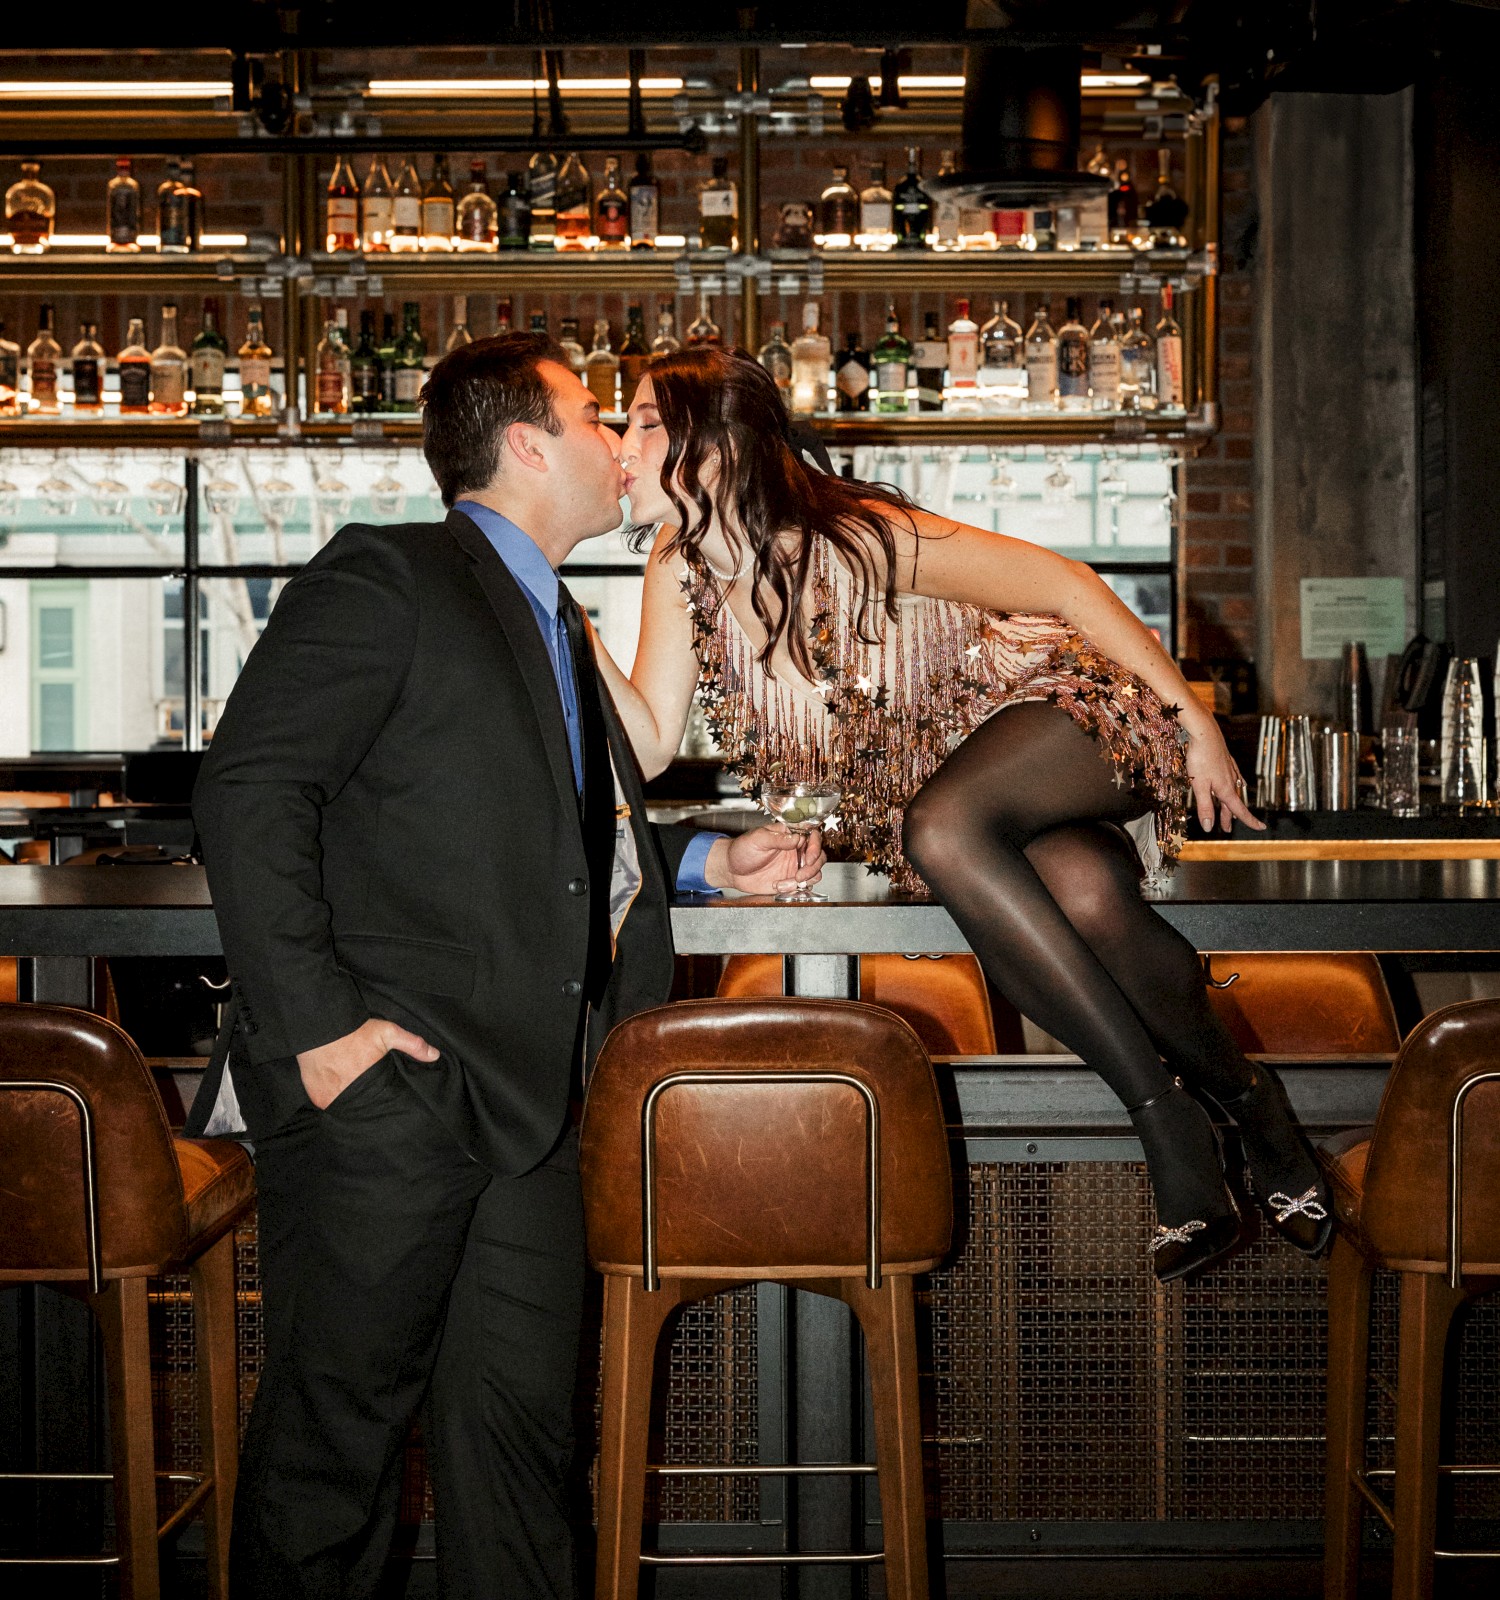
[[503, 421, 549, 474]]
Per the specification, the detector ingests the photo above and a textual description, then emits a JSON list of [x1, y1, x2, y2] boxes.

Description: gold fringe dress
[[683, 539, 1191, 896]]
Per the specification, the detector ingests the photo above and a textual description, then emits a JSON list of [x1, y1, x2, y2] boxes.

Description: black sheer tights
[[902, 701, 1320, 1228]]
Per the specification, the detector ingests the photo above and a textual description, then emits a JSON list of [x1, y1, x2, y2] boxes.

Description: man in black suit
[[189, 333, 820, 1599]]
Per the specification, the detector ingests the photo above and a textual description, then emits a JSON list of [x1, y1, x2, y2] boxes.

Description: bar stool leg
[[595, 1274, 687, 1600], [191, 1232, 239, 1600], [841, 1274, 930, 1600], [1390, 1272, 1464, 1600], [1323, 1235, 1373, 1600], [95, 1275, 161, 1600]]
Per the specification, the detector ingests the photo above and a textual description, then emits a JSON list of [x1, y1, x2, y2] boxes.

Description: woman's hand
[[1183, 713, 1265, 834]]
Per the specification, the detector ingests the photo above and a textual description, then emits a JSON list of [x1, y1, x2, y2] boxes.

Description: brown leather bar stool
[[1320, 998, 1500, 1600], [581, 997, 953, 1599], [1202, 952, 1401, 1054], [0, 1001, 254, 1599]]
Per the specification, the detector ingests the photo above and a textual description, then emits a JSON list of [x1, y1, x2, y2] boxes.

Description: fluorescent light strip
[[0, 80, 232, 100], [1, 232, 249, 247], [806, 72, 1151, 91], [368, 78, 685, 97]]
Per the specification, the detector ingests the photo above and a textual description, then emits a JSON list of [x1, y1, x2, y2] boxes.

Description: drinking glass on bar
[[1440, 656, 1487, 808], [1283, 715, 1317, 811], [1380, 719, 1421, 818]]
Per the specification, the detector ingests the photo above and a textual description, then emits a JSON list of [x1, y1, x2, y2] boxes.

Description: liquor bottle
[[1080, 145, 1111, 250], [157, 158, 188, 253], [116, 317, 151, 415], [1118, 306, 1155, 410], [978, 298, 1024, 411], [1145, 146, 1188, 247], [1054, 200, 1081, 251], [932, 149, 960, 250], [595, 156, 628, 249], [1028, 204, 1056, 251], [1087, 298, 1121, 412], [498, 173, 531, 250], [871, 305, 912, 414], [6, 161, 55, 254], [992, 200, 1027, 250], [557, 318, 588, 374], [0, 319, 21, 415], [190, 296, 229, 415], [70, 321, 106, 412], [1155, 285, 1184, 409], [177, 159, 204, 252], [350, 310, 381, 413], [857, 162, 894, 251], [1108, 158, 1138, 249], [911, 312, 946, 411], [819, 164, 858, 247], [26, 305, 61, 413], [326, 155, 360, 252], [790, 302, 831, 416], [526, 149, 558, 250], [445, 295, 472, 353], [495, 298, 514, 335], [618, 305, 650, 409], [628, 155, 659, 249], [835, 331, 870, 413], [1056, 296, 1089, 412], [773, 200, 814, 250], [392, 302, 426, 411], [891, 148, 932, 249], [651, 307, 681, 359], [1023, 302, 1058, 411], [391, 157, 422, 252], [361, 157, 394, 251], [585, 319, 620, 410], [686, 292, 721, 347], [756, 322, 793, 408], [528, 310, 550, 337], [420, 154, 456, 250], [698, 156, 738, 251], [238, 304, 274, 417], [456, 160, 497, 251], [958, 185, 992, 253], [106, 158, 141, 252], [377, 312, 399, 407], [314, 316, 351, 414], [554, 152, 592, 249], [946, 298, 979, 392], [148, 304, 188, 416]]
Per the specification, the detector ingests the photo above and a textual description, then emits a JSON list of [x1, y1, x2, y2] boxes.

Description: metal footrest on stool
[[1354, 1464, 1500, 1560], [0, 1469, 211, 1566]]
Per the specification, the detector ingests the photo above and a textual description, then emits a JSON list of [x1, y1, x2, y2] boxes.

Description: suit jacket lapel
[[447, 508, 579, 818]]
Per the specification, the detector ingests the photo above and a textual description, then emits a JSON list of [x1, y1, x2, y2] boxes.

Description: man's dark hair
[[420, 332, 568, 507]]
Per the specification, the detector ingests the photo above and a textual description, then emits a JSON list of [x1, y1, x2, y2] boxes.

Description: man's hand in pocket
[[296, 1018, 439, 1109]]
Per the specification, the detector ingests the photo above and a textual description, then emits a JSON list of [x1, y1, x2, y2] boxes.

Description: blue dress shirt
[[455, 500, 721, 895]]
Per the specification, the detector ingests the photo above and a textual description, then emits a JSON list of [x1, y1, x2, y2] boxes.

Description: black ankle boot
[[1211, 1069, 1332, 1258], [1127, 1078, 1246, 1284]]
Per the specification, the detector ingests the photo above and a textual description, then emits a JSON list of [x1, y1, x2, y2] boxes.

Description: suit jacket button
[[562, 979, 583, 998], [567, 877, 588, 896]]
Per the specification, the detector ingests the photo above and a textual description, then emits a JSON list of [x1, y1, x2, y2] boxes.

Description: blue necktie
[[553, 586, 585, 794]]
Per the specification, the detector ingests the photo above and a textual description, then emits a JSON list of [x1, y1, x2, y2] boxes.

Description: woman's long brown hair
[[631, 346, 919, 679]]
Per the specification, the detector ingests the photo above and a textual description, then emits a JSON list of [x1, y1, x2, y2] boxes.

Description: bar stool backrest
[[581, 998, 953, 1281], [0, 1001, 187, 1283], [1204, 953, 1401, 1054], [1363, 997, 1500, 1276]]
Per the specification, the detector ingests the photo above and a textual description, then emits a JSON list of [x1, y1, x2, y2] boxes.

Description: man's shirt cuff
[[675, 830, 726, 895]]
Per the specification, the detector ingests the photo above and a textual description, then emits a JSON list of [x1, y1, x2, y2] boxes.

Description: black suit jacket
[[189, 508, 694, 1176]]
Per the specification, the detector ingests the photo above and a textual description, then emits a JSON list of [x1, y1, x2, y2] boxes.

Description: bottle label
[[316, 369, 347, 409], [1079, 193, 1110, 244], [328, 197, 359, 231], [992, 208, 1027, 245], [72, 358, 102, 404], [240, 357, 271, 391], [700, 190, 736, 217], [1058, 340, 1089, 397], [352, 366, 380, 402], [947, 333, 978, 385], [1157, 335, 1184, 405], [836, 360, 870, 400], [363, 197, 394, 240], [912, 338, 946, 370], [393, 196, 421, 229], [979, 362, 1023, 389], [191, 349, 225, 392], [597, 198, 628, 238], [119, 361, 151, 408], [958, 205, 989, 238], [934, 198, 961, 242], [151, 366, 184, 406], [876, 360, 908, 393], [1089, 345, 1121, 399], [421, 200, 454, 233], [1026, 350, 1057, 399], [394, 366, 423, 402], [629, 189, 659, 240], [860, 202, 893, 234]]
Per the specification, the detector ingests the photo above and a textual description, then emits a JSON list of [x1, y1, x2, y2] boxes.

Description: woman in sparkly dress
[[591, 346, 1330, 1283]]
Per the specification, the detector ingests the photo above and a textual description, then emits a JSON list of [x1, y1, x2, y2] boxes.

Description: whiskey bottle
[[932, 149, 960, 250], [445, 295, 472, 353], [685, 292, 721, 347], [326, 155, 361, 252], [958, 188, 992, 253], [377, 312, 399, 407], [26, 305, 62, 413], [495, 298, 514, 335], [819, 164, 858, 248], [978, 299, 1024, 411], [0, 319, 21, 415], [1023, 302, 1058, 411], [70, 321, 106, 413], [618, 305, 650, 409], [891, 148, 932, 250], [1087, 299, 1121, 412], [628, 155, 659, 249], [526, 150, 558, 250], [350, 310, 381, 413], [148, 304, 188, 416], [756, 322, 793, 407], [911, 312, 946, 411], [238, 304, 275, 417], [1108, 158, 1138, 249], [871, 305, 912, 414], [420, 154, 456, 251], [651, 307, 681, 359], [992, 200, 1027, 251], [857, 162, 894, 251], [595, 156, 628, 249], [835, 332, 870, 413], [1118, 306, 1155, 410], [177, 159, 204, 252], [1145, 146, 1188, 248], [6, 160, 55, 254], [456, 160, 497, 251], [190, 297, 229, 415], [557, 318, 588, 375], [106, 158, 141, 252], [789, 301, 831, 416], [391, 158, 422, 252], [1155, 285, 1184, 410], [117, 317, 151, 415], [698, 157, 738, 251], [314, 316, 352, 414], [946, 299, 979, 392], [554, 152, 592, 250], [361, 157, 394, 252], [157, 158, 188, 253], [392, 302, 426, 410], [498, 173, 531, 250], [1056, 297, 1089, 412], [585, 319, 620, 410], [1080, 145, 1111, 250]]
